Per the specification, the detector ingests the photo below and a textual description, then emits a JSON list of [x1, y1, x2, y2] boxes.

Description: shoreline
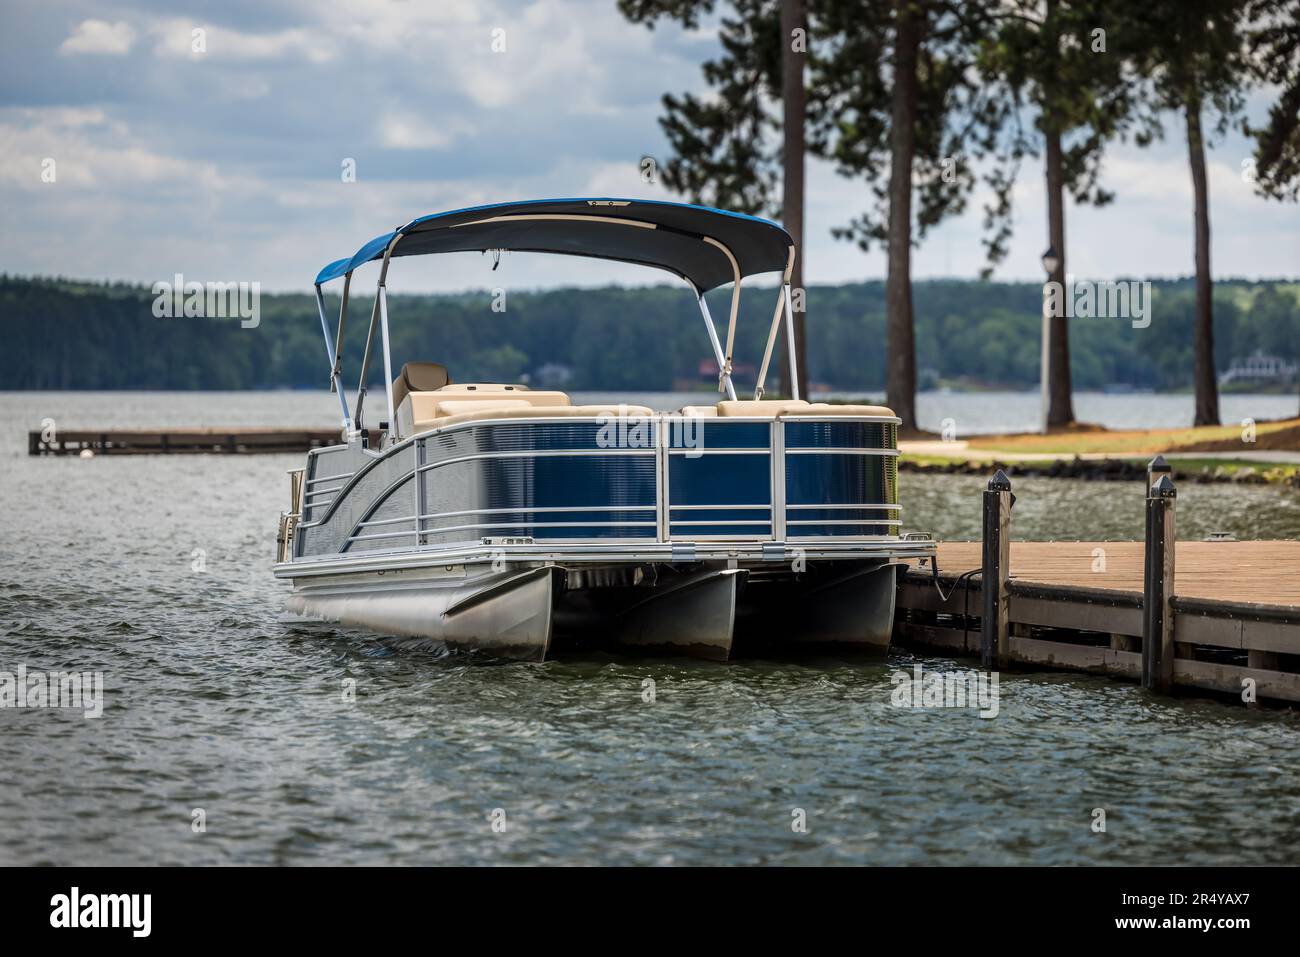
[[899, 455, 1299, 486], [899, 416, 1300, 485]]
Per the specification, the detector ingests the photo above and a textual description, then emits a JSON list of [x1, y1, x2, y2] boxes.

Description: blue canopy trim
[[313, 198, 794, 292]]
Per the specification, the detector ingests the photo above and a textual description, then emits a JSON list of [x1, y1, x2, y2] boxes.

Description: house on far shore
[[1219, 351, 1298, 388]]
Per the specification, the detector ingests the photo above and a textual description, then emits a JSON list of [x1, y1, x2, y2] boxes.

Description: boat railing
[[276, 467, 306, 563], [289, 413, 901, 561]]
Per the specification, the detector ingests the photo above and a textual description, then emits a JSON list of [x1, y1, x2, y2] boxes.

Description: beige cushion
[[713, 399, 897, 420], [411, 404, 655, 434], [434, 399, 533, 416], [435, 385, 570, 407], [782, 403, 896, 417], [392, 362, 451, 409], [398, 387, 573, 434], [717, 399, 810, 417], [436, 383, 536, 395], [677, 406, 718, 417]]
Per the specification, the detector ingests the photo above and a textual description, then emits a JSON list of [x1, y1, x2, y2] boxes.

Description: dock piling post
[[1142, 474, 1177, 692], [981, 470, 1013, 671], [1147, 454, 1171, 489]]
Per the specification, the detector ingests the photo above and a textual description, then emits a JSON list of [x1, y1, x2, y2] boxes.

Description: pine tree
[[1129, 1, 1251, 427], [809, 0, 1011, 431], [977, 0, 1152, 428]]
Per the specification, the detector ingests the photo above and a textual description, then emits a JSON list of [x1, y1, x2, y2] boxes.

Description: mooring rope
[[927, 559, 984, 646]]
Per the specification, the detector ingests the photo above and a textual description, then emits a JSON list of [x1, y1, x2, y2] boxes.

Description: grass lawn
[[964, 417, 1300, 456]]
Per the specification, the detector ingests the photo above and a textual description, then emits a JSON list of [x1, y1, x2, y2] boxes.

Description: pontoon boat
[[274, 198, 935, 660]]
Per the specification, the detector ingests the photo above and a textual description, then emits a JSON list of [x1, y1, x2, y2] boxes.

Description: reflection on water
[[1, 392, 1297, 865]]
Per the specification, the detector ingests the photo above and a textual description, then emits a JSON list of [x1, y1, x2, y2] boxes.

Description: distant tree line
[[3, 275, 1296, 395]]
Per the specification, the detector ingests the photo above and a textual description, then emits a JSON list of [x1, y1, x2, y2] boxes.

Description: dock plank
[[923, 541, 1300, 611]]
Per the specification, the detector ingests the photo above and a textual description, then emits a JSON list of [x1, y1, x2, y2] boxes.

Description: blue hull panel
[[295, 415, 901, 557]]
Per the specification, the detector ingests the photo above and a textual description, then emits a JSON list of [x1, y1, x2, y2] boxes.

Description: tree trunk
[[1186, 98, 1220, 426], [884, 0, 921, 431], [1042, 0, 1074, 429], [1044, 128, 1075, 428], [780, 0, 809, 398]]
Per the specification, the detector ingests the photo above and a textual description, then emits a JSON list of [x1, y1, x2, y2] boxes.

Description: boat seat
[[392, 362, 451, 410], [782, 403, 896, 417], [436, 383, 551, 397], [396, 382, 572, 435], [434, 399, 534, 417], [677, 406, 718, 417], [416, 404, 655, 432], [712, 399, 896, 419], [717, 399, 811, 417]]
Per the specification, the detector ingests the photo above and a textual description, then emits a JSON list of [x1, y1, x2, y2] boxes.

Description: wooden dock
[[28, 427, 341, 455], [894, 466, 1300, 705]]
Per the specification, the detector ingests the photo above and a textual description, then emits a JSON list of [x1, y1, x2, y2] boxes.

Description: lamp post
[[1040, 246, 1059, 433]]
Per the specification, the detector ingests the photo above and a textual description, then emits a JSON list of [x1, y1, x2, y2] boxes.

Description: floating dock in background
[[28, 427, 341, 455], [895, 460, 1300, 705]]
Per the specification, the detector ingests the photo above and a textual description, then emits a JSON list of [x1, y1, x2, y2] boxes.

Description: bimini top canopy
[[314, 198, 794, 292]]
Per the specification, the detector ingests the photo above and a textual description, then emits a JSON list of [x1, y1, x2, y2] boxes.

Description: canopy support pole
[[702, 236, 742, 395], [350, 236, 404, 442], [754, 284, 786, 400], [333, 274, 351, 388], [375, 237, 401, 445], [314, 284, 352, 431], [378, 285, 396, 441], [696, 293, 738, 401], [354, 276, 379, 433]]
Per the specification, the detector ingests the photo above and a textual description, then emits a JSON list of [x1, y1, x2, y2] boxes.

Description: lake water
[[1, 391, 1298, 865]]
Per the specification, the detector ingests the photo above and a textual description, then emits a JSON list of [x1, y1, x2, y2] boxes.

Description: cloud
[[2, 0, 1296, 293], [148, 19, 338, 63], [378, 112, 464, 151], [0, 107, 222, 191], [60, 19, 135, 55]]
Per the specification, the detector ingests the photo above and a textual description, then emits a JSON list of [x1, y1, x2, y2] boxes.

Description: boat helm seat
[[391, 362, 451, 410]]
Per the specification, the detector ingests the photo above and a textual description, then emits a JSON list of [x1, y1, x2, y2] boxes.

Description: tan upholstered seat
[[782, 403, 896, 417], [391, 362, 451, 410], [416, 404, 655, 432], [392, 374, 573, 434], [676, 405, 718, 417], [433, 399, 534, 417], [716, 399, 810, 417], [436, 383, 541, 396], [711, 399, 897, 419]]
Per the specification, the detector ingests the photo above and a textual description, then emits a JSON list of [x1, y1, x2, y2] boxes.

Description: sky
[[1, 0, 1297, 293]]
